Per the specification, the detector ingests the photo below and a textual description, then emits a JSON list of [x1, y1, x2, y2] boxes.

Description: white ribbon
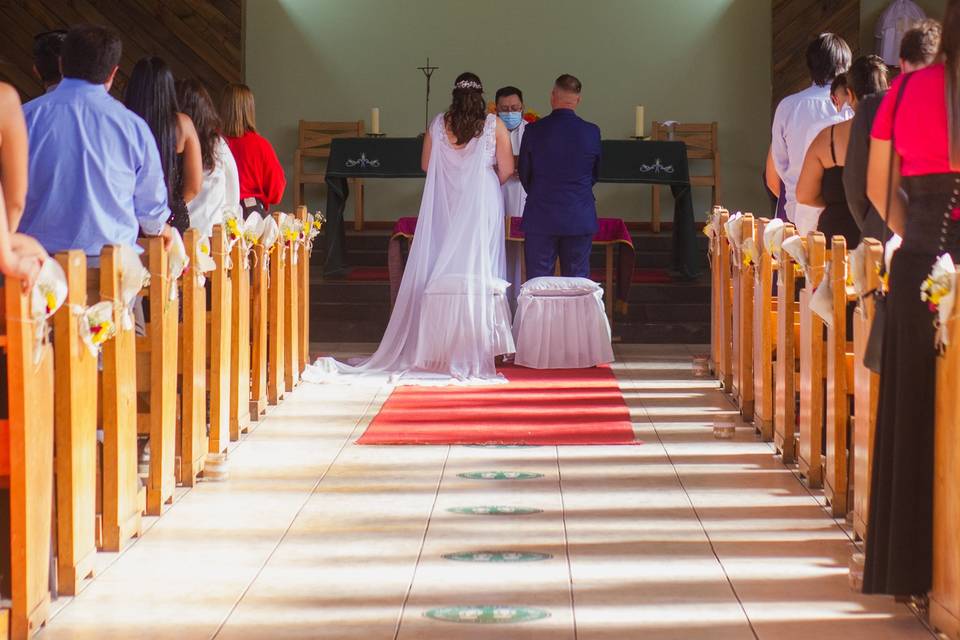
[[763, 218, 786, 257], [29, 258, 68, 363], [780, 235, 809, 271], [167, 228, 189, 301], [810, 262, 834, 326], [118, 245, 149, 331]]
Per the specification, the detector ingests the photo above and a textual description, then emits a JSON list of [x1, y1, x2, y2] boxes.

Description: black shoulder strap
[[879, 72, 914, 274]]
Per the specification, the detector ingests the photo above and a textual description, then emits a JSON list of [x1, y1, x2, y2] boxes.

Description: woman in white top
[[176, 79, 240, 234]]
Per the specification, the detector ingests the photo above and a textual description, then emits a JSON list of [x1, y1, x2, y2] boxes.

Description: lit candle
[[371, 107, 381, 135], [634, 105, 644, 138]]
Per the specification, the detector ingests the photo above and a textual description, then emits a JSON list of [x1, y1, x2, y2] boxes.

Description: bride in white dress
[[305, 72, 517, 384]]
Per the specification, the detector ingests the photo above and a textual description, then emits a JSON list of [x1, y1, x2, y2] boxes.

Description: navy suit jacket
[[518, 108, 601, 236]]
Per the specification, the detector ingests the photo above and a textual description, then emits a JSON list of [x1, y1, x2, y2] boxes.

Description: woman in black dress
[[863, 0, 960, 597], [124, 57, 202, 234]]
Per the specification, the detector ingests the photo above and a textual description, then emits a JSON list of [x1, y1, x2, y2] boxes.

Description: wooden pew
[[824, 236, 855, 517], [51, 251, 98, 595], [709, 208, 725, 377], [931, 292, 960, 640], [99, 246, 143, 551], [208, 225, 232, 456], [731, 214, 755, 418], [250, 241, 269, 419], [229, 233, 251, 440], [296, 206, 311, 375], [178, 230, 206, 486], [798, 233, 827, 488], [717, 211, 733, 392], [852, 238, 884, 540], [0, 275, 55, 639], [282, 216, 300, 392], [774, 224, 800, 463], [136, 237, 179, 515], [268, 214, 287, 405], [752, 218, 777, 441]]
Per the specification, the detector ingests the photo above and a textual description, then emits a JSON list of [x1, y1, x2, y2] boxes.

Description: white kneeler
[[512, 276, 615, 369]]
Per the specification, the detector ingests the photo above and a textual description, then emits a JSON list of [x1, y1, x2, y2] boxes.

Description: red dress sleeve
[[871, 75, 903, 141], [259, 135, 286, 205]]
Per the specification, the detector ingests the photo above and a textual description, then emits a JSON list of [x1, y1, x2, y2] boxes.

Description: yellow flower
[[44, 289, 57, 315], [225, 217, 242, 240]]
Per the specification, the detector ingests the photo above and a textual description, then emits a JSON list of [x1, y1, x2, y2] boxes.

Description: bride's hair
[[444, 72, 486, 146]]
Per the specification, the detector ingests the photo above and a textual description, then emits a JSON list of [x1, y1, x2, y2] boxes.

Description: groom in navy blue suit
[[518, 74, 601, 279]]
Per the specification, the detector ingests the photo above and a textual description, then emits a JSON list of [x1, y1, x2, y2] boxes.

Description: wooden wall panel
[[772, 0, 860, 112], [0, 0, 243, 103]]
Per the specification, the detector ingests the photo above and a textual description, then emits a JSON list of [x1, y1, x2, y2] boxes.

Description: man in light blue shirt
[[20, 24, 171, 259]]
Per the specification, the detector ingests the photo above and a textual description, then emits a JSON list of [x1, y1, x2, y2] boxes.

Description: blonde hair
[[219, 83, 256, 137]]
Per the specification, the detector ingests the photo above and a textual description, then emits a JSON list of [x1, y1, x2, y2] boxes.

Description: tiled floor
[[36, 345, 934, 640]]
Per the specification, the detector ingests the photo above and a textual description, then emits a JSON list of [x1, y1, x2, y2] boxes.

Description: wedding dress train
[[304, 112, 514, 385]]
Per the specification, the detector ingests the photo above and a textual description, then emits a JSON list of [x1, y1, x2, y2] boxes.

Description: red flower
[[522, 111, 539, 124], [930, 301, 938, 313], [951, 206, 960, 221]]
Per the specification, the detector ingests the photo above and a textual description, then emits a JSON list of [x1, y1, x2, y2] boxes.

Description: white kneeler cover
[[513, 277, 615, 369]]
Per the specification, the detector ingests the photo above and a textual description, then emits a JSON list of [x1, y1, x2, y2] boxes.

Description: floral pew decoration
[[30, 258, 69, 362], [922, 254, 958, 351]]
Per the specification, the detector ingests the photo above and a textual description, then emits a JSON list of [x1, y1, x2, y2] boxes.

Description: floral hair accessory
[[455, 79, 482, 91]]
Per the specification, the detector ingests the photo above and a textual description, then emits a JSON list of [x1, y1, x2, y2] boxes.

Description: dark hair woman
[[420, 72, 513, 185], [863, 0, 959, 598], [124, 57, 202, 233], [219, 83, 285, 217], [797, 56, 889, 246], [176, 79, 239, 235]]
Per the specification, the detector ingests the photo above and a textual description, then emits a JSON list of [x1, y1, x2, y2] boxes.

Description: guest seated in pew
[[863, 0, 960, 598], [176, 79, 240, 236], [125, 57, 203, 235], [19, 25, 173, 263], [772, 33, 853, 234], [220, 84, 285, 218], [29, 29, 67, 97], [844, 20, 942, 244], [797, 56, 890, 247]]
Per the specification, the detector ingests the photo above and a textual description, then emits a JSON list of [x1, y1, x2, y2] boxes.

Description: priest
[[495, 85, 527, 309]]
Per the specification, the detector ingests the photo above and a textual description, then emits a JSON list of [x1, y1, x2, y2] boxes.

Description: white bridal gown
[[304, 113, 514, 385]]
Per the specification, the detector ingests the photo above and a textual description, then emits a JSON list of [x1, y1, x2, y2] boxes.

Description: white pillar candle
[[634, 105, 644, 138], [371, 107, 381, 134]]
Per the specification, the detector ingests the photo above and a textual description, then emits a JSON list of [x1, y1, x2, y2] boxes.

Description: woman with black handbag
[[863, 0, 960, 599]]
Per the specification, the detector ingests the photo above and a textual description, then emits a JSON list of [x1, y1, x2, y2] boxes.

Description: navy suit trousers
[[524, 233, 593, 280]]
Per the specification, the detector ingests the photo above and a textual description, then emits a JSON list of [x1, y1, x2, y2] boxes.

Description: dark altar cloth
[[322, 137, 698, 277]]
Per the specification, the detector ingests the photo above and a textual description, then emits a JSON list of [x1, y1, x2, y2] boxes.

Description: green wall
[[246, 0, 773, 223]]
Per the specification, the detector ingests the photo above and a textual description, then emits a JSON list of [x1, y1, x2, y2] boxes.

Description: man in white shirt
[[495, 85, 527, 309], [771, 33, 853, 235]]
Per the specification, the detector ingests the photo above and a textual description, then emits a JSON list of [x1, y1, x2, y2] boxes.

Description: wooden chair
[[207, 225, 232, 456], [98, 246, 142, 552], [852, 239, 884, 541], [798, 233, 827, 488], [52, 251, 98, 595], [774, 224, 800, 463], [650, 121, 720, 233], [268, 215, 287, 405], [250, 242, 270, 419], [716, 211, 733, 392], [296, 207, 311, 375], [293, 120, 366, 230], [136, 237, 179, 516], [931, 288, 960, 639], [752, 219, 777, 441], [229, 234, 251, 441], [731, 214, 755, 418], [824, 236, 856, 517], [0, 275, 55, 639], [178, 230, 207, 486]]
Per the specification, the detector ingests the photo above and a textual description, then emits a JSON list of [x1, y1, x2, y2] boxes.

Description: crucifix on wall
[[417, 57, 439, 132]]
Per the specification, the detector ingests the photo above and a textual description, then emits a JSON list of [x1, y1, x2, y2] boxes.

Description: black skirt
[[863, 172, 960, 595]]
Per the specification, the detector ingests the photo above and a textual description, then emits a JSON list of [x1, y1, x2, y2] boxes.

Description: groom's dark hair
[[555, 74, 581, 94]]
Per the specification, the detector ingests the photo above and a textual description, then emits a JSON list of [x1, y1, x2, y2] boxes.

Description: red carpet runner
[[357, 365, 638, 445]]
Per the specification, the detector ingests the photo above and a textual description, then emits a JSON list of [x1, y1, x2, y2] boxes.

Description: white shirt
[[876, 0, 926, 66], [188, 136, 240, 236], [502, 120, 527, 217], [771, 84, 852, 229]]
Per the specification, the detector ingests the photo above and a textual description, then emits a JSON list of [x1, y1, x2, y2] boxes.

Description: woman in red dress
[[864, 0, 960, 597], [219, 83, 286, 217]]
